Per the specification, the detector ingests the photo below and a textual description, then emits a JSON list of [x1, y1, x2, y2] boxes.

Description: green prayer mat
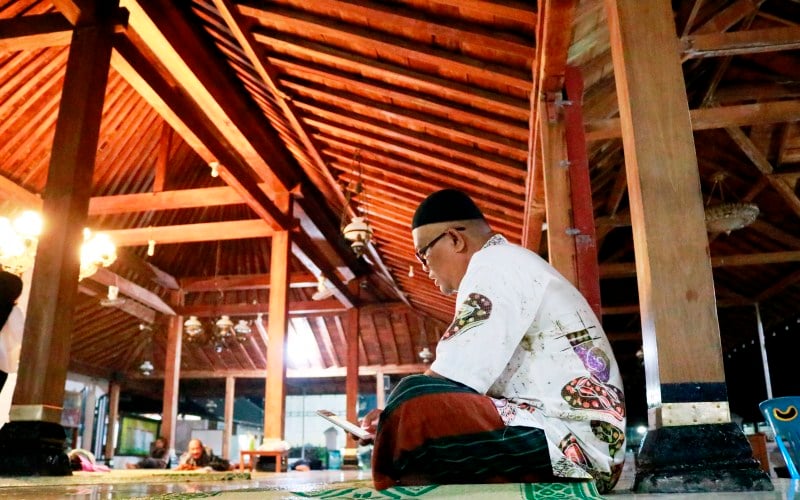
[[133, 481, 604, 499]]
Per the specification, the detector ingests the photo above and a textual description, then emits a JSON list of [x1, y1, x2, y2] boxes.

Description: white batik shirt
[[430, 235, 627, 485]]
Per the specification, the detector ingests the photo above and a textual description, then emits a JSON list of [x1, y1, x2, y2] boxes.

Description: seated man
[[360, 189, 627, 493], [127, 436, 169, 469], [176, 438, 230, 471]]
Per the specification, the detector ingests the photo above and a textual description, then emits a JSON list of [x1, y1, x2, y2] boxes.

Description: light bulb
[[147, 239, 156, 257], [209, 161, 220, 178]]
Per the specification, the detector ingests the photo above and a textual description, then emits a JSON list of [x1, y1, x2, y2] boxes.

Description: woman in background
[[0, 271, 23, 392]]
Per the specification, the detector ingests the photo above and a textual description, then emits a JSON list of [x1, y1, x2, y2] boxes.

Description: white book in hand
[[316, 409, 370, 440]]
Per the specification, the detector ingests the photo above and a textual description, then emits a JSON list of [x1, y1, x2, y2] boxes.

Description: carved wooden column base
[[0, 421, 72, 476], [634, 423, 772, 493]]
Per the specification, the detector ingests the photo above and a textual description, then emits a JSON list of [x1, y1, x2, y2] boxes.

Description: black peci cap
[[411, 189, 485, 229]]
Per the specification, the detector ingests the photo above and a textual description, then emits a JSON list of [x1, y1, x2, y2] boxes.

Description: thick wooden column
[[540, 102, 578, 284], [343, 306, 360, 468], [605, 0, 771, 492], [264, 194, 293, 439], [161, 307, 182, 456], [104, 381, 121, 461], [223, 376, 235, 459], [0, 1, 118, 476]]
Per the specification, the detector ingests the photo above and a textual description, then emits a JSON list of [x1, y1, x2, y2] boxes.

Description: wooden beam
[[600, 251, 800, 278], [585, 100, 800, 142], [682, 26, 800, 58], [89, 267, 174, 315], [180, 272, 317, 293], [88, 186, 248, 214], [175, 298, 347, 318], [0, 13, 73, 52], [78, 281, 156, 324], [130, 363, 429, 379], [0, 174, 41, 209], [104, 219, 274, 247]]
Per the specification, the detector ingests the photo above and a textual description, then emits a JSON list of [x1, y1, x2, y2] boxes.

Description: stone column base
[[341, 447, 360, 470], [634, 422, 772, 493], [0, 421, 72, 475]]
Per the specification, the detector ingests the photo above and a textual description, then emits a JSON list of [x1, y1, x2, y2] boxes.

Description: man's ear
[[451, 229, 467, 252]]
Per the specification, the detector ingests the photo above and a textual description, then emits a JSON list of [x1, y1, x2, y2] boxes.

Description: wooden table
[[239, 450, 286, 473]]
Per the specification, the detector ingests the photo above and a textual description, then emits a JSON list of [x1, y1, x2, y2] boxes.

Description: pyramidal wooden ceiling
[[0, 0, 799, 416]]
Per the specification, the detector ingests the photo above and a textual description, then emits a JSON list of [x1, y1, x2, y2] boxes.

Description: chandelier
[[138, 323, 155, 376], [182, 315, 253, 352], [181, 243, 252, 351], [0, 210, 116, 279], [704, 171, 759, 234]]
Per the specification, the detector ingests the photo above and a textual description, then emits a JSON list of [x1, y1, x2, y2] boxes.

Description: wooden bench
[[238, 450, 286, 473]]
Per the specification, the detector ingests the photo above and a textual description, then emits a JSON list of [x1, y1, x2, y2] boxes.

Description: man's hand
[[356, 408, 382, 445]]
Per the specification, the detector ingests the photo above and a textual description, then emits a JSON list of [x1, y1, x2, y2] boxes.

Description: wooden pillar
[[162, 307, 182, 456], [540, 101, 578, 284], [264, 194, 293, 439], [104, 380, 121, 461], [605, 0, 771, 492], [343, 306, 360, 467], [0, 1, 119, 476], [564, 66, 602, 319], [223, 376, 235, 459], [376, 369, 386, 409]]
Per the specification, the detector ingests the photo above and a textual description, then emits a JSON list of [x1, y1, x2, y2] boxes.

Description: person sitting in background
[[176, 438, 230, 471], [126, 436, 169, 469]]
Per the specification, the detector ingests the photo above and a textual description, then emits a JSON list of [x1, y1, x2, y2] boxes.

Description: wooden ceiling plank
[[0, 173, 41, 209], [242, 5, 531, 92], [288, 0, 534, 60], [121, 0, 294, 197], [110, 33, 291, 229], [754, 268, 800, 302], [313, 316, 339, 367], [585, 100, 800, 141], [683, 26, 800, 59], [298, 100, 526, 173], [252, 32, 529, 120], [104, 219, 273, 246], [212, 0, 347, 219], [283, 80, 528, 159], [424, 0, 536, 27], [181, 271, 317, 292], [307, 120, 525, 193], [270, 58, 529, 138]]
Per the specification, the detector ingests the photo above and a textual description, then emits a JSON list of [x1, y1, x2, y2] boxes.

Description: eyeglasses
[[415, 227, 465, 267]]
